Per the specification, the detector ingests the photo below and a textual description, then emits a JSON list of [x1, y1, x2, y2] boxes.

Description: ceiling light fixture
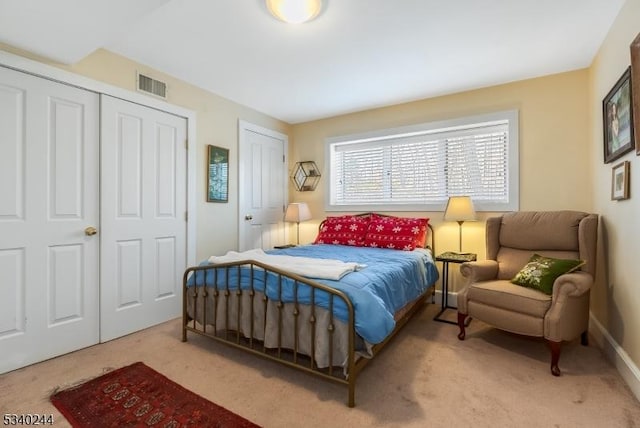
[[266, 0, 322, 24]]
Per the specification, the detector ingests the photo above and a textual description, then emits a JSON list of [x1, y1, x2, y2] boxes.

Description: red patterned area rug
[[50, 362, 260, 427]]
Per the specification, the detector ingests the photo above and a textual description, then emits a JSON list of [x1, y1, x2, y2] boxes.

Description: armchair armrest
[[459, 260, 499, 283], [551, 271, 593, 300], [545, 271, 593, 342]]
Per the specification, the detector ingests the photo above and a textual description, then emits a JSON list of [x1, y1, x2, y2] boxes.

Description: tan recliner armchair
[[457, 211, 598, 376]]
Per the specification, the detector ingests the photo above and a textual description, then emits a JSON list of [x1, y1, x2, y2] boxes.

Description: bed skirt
[[186, 287, 373, 370]]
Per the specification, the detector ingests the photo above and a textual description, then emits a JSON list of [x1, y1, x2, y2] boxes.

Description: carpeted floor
[[1, 303, 639, 427]]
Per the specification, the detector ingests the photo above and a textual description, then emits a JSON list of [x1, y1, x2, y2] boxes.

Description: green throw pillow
[[511, 254, 585, 295]]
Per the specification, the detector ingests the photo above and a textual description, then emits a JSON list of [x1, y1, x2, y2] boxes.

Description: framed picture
[[611, 160, 630, 201], [603, 67, 634, 163], [207, 145, 229, 202], [631, 32, 640, 155]]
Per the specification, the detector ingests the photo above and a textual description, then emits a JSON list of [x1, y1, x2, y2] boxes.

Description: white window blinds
[[326, 110, 518, 211]]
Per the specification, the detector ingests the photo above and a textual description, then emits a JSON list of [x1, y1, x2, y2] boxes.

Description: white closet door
[[0, 66, 100, 374], [100, 95, 187, 341]]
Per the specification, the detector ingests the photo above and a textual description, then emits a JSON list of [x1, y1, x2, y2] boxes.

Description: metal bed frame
[[182, 216, 434, 407]]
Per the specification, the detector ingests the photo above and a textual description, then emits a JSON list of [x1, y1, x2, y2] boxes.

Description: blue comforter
[[187, 244, 438, 344]]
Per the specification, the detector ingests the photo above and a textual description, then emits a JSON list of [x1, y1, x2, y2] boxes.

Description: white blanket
[[207, 249, 366, 281]]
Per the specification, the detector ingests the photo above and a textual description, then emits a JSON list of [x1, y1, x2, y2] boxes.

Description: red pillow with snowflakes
[[314, 215, 371, 246], [363, 215, 429, 251]]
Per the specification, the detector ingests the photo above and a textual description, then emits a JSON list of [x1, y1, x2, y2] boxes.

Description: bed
[[182, 213, 439, 407]]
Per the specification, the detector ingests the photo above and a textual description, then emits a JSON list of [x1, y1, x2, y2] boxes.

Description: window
[[325, 110, 519, 212]]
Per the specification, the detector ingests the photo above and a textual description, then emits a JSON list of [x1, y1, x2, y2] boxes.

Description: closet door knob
[[84, 226, 98, 236]]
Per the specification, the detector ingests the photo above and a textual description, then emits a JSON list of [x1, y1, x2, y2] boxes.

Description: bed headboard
[[317, 212, 435, 253]]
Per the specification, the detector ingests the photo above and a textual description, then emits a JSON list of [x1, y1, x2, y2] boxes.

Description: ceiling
[[0, 0, 626, 124]]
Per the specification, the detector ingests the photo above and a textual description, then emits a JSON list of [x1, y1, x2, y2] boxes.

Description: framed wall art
[[603, 66, 634, 163], [207, 145, 229, 202], [611, 160, 630, 201], [631, 32, 640, 155]]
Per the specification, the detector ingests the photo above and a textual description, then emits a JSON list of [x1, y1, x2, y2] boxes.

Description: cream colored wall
[[588, 0, 640, 372], [290, 70, 591, 291], [0, 44, 291, 261]]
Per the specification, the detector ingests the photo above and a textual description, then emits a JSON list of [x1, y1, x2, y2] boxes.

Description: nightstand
[[434, 252, 477, 324]]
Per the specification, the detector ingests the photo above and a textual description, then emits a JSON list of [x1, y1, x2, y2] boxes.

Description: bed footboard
[[182, 259, 430, 407], [182, 260, 362, 406]]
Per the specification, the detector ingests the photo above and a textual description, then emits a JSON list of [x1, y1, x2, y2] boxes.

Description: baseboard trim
[[435, 290, 458, 308], [589, 312, 640, 402]]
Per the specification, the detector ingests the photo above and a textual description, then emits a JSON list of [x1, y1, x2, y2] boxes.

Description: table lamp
[[284, 202, 312, 244], [443, 196, 477, 253]]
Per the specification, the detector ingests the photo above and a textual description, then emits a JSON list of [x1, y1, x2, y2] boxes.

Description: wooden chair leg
[[548, 339, 562, 376], [457, 313, 467, 340], [580, 331, 589, 346]]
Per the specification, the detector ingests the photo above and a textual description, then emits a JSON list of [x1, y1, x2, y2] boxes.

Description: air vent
[[137, 72, 167, 99]]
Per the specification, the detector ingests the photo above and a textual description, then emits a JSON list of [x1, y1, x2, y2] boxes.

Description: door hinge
[[185, 139, 188, 150], [283, 154, 285, 163], [185, 211, 188, 221]]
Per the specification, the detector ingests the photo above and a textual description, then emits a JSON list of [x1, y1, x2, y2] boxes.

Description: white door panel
[[0, 83, 25, 221], [239, 121, 288, 251], [0, 66, 99, 374], [0, 249, 25, 339], [100, 95, 187, 342]]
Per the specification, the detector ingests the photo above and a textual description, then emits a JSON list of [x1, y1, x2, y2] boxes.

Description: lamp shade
[[443, 196, 477, 222], [266, 0, 322, 24], [284, 202, 312, 223]]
